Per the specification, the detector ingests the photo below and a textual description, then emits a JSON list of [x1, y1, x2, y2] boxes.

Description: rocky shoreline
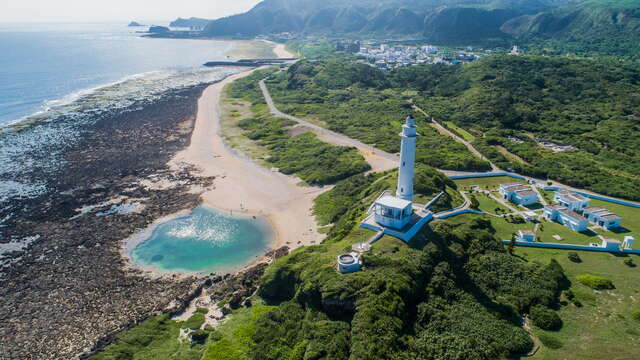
[[0, 84, 220, 359]]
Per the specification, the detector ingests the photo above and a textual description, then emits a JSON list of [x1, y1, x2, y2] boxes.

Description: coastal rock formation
[[0, 85, 218, 359]]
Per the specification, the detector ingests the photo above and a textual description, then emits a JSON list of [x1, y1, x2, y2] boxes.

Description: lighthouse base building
[[360, 116, 433, 242]]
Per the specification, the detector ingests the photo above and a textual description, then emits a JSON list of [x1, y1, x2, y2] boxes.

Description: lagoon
[[130, 206, 274, 274]]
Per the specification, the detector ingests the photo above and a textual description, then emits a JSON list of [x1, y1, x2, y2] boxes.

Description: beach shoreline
[[171, 42, 325, 252], [120, 41, 318, 277]]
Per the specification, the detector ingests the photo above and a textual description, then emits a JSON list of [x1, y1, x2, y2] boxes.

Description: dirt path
[[259, 80, 398, 173], [412, 104, 499, 171]]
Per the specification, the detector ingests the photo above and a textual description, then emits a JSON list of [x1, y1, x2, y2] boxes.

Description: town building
[[499, 183, 539, 206], [517, 230, 536, 242], [583, 207, 622, 230], [543, 205, 589, 232], [360, 116, 433, 242], [554, 190, 590, 213]]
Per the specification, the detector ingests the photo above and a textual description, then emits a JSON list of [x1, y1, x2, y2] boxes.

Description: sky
[[0, 0, 262, 23]]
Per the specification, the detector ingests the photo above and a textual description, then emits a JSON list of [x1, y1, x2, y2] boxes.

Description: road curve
[[259, 80, 399, 173]]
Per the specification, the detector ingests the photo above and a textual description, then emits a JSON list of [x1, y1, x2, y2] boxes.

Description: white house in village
[[548, 189, 624, 232], [499, 183, 539, 206], [554, 190, 590, 213], [543, 204, 589, 232], [583, 207, 622, 230], [360, 116, 433, 242]]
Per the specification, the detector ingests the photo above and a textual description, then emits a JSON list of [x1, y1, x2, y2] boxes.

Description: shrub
[[538, 333, 563, 349], [191, 329, 209, 343], [567, 252, 582, 263], [624, 258, 635, 267], [530, 305, 563, 331], [576, 275, 615, 290], [632, 309, 640, 321]]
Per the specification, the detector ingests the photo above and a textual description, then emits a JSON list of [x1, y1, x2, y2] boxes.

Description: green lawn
[[537, 220, 602, 246], [519, 247, 640, 360], [444, 121, 476, 142], [473, 192, 511, 214], [588, 198, 640, 240], [444, 213, 535, 241], [453, 176, 526, 191]]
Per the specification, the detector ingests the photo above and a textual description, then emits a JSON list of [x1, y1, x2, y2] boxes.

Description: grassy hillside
[[263, 61, 492, 172], [406, 56, 640, 200], [226, 69, 371, 185], [210, 166, 567, 360], [258, 58, 640, 200]]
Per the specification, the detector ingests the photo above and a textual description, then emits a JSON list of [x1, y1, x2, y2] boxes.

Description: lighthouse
[[360, 114, 432, 242], [396, 115, 418, 201]]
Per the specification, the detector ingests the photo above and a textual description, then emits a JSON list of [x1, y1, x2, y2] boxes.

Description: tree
[[530, 305, 563, 331], [508, 233, 517, 255], [469, 195, 480, 209]]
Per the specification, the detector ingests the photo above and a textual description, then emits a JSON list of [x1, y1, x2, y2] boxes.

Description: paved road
[[259, 80, 398, 173]]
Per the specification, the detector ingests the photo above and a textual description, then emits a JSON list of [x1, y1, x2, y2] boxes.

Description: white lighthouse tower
[[360, 114, 432, 242], [396, 116, 418, 201]]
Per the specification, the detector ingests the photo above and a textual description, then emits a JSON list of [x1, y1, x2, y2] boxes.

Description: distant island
[[127, 21, 145, 27]]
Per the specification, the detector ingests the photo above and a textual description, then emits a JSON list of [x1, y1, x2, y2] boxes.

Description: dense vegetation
[[228, 70, 371, 185], [265, 57, 640, 200], [245, 171, 568, 359], [264, 61, 491, 171], [91, 309, 211, 360], [411, 55, 640, 200]]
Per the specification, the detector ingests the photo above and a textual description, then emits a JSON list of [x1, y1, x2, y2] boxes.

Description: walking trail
[[259, 80, 399, 173]]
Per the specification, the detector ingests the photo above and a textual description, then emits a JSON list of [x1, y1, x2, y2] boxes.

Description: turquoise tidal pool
[[130, 206, 274, 274]]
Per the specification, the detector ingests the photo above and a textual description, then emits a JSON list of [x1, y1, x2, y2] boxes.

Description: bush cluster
[[576, 274, 615, 290]]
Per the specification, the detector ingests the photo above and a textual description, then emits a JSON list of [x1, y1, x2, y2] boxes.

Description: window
[[402, 161, 405, 166]]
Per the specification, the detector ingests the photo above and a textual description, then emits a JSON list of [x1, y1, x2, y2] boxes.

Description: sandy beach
[[171, 44, 326, 250]]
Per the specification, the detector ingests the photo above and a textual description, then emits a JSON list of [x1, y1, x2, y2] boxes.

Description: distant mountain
[[128, 21, 145, 27], [502, 1, 640, 56], [169, 17, 212, 28], [202, 0, 572, 43], [198, 0, 640, 51]]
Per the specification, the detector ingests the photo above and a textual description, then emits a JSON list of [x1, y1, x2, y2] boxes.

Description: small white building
[[372, 195, 413, 230], [554, 190, 590, 213], [517, 230, 536, 242], [499, 183, 539, 206], [583, 207, 622, 230], [623, 236, 635, 250], [337, 253, 361, 274], [601, 238, 622, 251]]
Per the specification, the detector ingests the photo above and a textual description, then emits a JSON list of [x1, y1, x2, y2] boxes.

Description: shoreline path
[[171, 43, 326, 250]]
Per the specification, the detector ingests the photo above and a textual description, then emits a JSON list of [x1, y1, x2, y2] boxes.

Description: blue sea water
[[0, 22, 234, 126], [0, 23, 245, 201], [131, 206, 274, 274]]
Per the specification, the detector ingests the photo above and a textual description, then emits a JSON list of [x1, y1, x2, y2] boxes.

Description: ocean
[[0, 23, 244, 203]]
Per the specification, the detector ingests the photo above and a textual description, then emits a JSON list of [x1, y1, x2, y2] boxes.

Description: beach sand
[[171, 44, 324, 251]]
